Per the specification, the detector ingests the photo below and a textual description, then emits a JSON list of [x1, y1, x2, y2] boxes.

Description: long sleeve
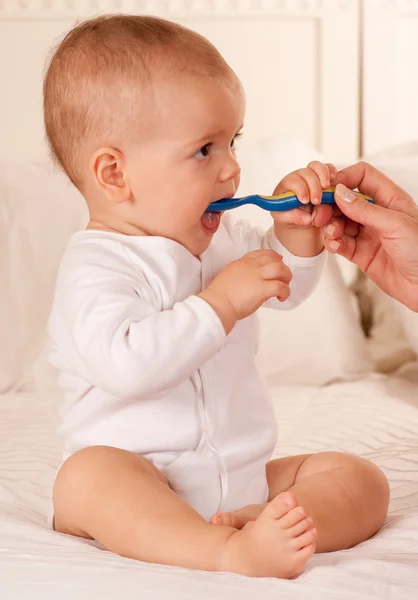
[[221, 214, 326, 310], [49, 247, 226, 400]]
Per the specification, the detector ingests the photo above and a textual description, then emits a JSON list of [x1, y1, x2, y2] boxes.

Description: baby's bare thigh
[[53, 445, 169, 539], [265, 454, 312, 500], [266, 451, 370, 500]]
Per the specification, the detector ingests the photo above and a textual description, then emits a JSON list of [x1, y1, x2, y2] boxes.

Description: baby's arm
[[50, 258, 226, 399], [221, 161, 338, 310], [223, 220, 325, 310], [271, 161, 338, 258], [50, 244, 291, 398]]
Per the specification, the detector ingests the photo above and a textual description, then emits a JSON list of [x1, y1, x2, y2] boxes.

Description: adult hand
[[323, 161, 418, 312]]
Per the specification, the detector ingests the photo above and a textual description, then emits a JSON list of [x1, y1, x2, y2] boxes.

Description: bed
[[2, 373, 418, 600], [2, 1, 418, 599]]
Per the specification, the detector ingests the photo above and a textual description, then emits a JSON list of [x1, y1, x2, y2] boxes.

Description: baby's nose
[[220, 154, 241, 182]]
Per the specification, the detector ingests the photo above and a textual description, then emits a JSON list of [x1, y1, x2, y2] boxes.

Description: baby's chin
[[165, 212, 223, 257], [181, 224, 221, 258], [189, 235, 214, 258]]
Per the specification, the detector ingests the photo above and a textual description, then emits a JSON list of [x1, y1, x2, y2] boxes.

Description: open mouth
[[201, 211, 221, 233], [201, 193, 233, 234]]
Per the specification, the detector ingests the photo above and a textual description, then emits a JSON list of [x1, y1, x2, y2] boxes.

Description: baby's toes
[[292, 540, 316, 576], [292, 527, 317, 551], [259, 492, 298, 523], [211, 512, 234, 527], [211, 511, 247, 529], [288, 516, 314, 538], [277, 505, 307, 530]]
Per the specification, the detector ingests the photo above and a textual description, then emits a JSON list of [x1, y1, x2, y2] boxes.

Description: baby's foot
[[212, 500, 315, 532], [219, 492, 316, 578], [211, 503, 264, 529]]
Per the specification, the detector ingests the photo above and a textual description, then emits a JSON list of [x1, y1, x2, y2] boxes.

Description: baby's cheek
[[234, 172, 241, 190], [166, 205, 199, 234]]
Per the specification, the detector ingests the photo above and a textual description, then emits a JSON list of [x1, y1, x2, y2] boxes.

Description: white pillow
[[256, 255, 374, 386], [0, 162, 87, 393], [394, 302, 418, 360], [362, 280, 416, 373]]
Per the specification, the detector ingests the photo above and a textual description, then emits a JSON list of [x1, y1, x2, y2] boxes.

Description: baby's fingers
[[261, 260, 292, 284], [291, 168, 323, 205], [273, 206, 313, 227], [326, 163, 338, 183], [273, 174, 310, 205], [307, 161, 338, 188], [263, 280, 291, 303]]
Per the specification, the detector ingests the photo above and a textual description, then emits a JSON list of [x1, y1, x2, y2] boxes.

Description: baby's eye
[[231, 132, 243, 150], [195, 143, 211, 160]]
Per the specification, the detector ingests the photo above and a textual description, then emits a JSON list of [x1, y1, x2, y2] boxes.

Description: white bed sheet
[[1, 368, 418, 600]]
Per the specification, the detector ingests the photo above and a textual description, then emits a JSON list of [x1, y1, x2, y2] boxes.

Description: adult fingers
[[324, 216, 359, 239], [335, 161, 417, 216], [311, 203, 333, 227], [333, 184, 404, 234]]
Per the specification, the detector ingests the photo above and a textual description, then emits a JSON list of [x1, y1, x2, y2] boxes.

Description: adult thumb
[[334, 184, 395, 235]]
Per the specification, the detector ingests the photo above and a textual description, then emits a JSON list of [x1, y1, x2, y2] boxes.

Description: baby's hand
[[199, 250, 292, 334], [272, 161, 338, 229]]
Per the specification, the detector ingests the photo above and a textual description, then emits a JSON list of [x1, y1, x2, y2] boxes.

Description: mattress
[[1, 366, 418, 600]]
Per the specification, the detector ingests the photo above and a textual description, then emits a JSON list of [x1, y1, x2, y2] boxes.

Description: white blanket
[[1, 368, 418, 600]]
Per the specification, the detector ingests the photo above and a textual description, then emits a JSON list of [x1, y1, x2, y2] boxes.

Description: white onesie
[[48, 215, 325, 522]]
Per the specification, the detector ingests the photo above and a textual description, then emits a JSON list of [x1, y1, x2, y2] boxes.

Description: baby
[[45, 15, 389, 578]]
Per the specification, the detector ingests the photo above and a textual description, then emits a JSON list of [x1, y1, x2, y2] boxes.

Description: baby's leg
[[53, 445, 316, 578], [212, 452, 389, 553]]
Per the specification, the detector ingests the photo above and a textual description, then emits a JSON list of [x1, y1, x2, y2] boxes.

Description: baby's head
[[44, 14, 245, 255]]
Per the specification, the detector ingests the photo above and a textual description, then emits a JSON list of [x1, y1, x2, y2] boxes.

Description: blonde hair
[[43, 14, 234, 190]]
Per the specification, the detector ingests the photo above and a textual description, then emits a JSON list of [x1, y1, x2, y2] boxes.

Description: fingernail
[[329, 240, 340, 252], [322, 180, 330, 189], [302, 214, 312, 225], [301, 197, 310, 205], [336, 184, 355, 203], [282, 494, 293, 507], [312, 196, 320, 205], [325, 224, 335, 236], [312, 208, 317, 223]]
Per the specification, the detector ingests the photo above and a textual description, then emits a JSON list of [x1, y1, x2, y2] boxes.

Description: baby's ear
[[90, 147, 131, 203]]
